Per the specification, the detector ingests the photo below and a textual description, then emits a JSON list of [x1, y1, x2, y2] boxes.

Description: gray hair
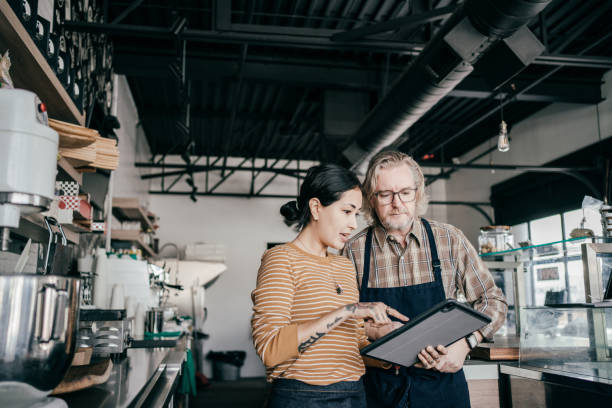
[[362, 150, 429, 224]]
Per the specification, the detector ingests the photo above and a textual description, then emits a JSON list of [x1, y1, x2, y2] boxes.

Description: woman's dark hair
[[280, 164, 362, 231]]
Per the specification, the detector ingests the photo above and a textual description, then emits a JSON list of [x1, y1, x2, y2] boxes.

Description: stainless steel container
[[145, 308, 164, 334], [0, 274, 81, 392]]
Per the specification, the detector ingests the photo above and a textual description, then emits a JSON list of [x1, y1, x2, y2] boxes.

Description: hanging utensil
[[41, 216, 67, 275]]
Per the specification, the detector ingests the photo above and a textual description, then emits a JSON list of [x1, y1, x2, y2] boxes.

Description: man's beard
[[381, 214, 414, 231]]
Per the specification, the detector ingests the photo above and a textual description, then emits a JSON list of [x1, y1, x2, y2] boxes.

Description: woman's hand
[[365, 321, 405, 341], [345, 302, 409, 324]]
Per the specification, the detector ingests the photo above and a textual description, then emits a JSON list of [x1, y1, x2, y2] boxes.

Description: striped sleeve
[[251, 247, 299, 368], [452, 226, 508, 339]]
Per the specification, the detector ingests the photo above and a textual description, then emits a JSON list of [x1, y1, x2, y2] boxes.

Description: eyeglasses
[[374, 188, 417, 204]]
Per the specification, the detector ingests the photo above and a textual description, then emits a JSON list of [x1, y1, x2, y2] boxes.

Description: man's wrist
[[465, 333, 478, 350]]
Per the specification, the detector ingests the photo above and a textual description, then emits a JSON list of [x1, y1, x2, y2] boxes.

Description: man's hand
[[365, 321, 405, 341], [414, 338, 470, 373]]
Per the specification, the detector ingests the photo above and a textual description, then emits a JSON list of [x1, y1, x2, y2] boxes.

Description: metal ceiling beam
[[66, 18, 612, 61], [331, 5, 457, 42], [63, 21, 425, 54], [115, 55, 603, 104], [532, 54, 612, 70], [208, 157, 249, 193], [148, 191, 301, 199], [137, 163, 308, 180]]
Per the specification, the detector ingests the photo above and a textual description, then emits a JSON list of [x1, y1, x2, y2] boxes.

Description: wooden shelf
[[64, 222, 91, 234], [111, 229, 157, 258], [57, 157, 84, 185], [0, 2, 85, 125], [112, 198, 155, 232]]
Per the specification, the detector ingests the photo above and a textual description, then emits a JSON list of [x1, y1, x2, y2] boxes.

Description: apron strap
[[421, 218, 443, 285], [361, 227, 374, 290]]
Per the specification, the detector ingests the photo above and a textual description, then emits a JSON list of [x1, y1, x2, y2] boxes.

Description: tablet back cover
[[361, 300, 491, 367]]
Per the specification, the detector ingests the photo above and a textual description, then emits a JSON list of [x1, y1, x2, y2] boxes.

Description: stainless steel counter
[[499, 362, 612, 407], [500, 362, 612, 386], [59, 337, 187, 408]]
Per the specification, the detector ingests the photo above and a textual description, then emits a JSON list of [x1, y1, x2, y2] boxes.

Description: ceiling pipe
[[343, 0, 552, 172]]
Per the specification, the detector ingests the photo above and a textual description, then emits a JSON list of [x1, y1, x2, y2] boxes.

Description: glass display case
[[519, 306, 612, 379], [479, 237, 612, 338], [498, 306, 612, 407]]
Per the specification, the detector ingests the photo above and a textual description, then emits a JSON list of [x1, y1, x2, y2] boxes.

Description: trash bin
[[207, 351, 246, 381]]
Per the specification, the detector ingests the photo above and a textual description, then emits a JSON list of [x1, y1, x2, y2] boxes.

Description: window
[[529, 214, 562, 245], [563, 208, 603, 238], [510, 208, 606, 305]]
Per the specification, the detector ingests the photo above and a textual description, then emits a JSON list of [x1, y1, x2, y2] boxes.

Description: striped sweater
[[251, 242, 368, 385]]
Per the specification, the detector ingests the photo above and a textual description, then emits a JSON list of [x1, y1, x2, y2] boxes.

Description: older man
[[342, 150, 507, 408]]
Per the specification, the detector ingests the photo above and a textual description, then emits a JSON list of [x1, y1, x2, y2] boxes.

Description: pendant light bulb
[[497, 120, 510, 152]]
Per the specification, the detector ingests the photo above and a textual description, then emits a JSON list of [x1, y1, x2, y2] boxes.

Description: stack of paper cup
[[133, 302, 145, 337], [110, 284, 125, 309]]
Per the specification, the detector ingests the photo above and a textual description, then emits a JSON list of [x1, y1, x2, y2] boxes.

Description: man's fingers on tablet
[[417, 353, 429, 367], [426, 346, 440, 360]]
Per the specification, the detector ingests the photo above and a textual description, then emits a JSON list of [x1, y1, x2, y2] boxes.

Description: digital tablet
[[360, 299, 491, 367]]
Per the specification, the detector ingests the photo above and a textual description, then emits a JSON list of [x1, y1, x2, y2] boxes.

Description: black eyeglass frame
[[373, 188, 418, 204]]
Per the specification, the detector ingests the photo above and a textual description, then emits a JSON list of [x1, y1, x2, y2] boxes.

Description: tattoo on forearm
[[345, 303, 357, 313], [298, 332, 325, 352], [326, 316, 343, 329]]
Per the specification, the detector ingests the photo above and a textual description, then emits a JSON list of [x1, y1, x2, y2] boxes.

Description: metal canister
[[145, 308, 164, 334]]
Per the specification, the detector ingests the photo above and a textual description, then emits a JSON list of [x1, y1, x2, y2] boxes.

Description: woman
[[251, 164, 407, 408]]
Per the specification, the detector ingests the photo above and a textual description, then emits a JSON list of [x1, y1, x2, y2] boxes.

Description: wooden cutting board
[[51, 359, 113, 395], [71, 348, 93, 366], [49, 119, 98, 148]]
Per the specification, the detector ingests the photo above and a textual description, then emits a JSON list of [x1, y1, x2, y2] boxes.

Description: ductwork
[[343, 0, 552, 172]]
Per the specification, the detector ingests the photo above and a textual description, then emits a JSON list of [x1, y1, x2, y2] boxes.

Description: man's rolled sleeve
[[453, 228, 508, 339]]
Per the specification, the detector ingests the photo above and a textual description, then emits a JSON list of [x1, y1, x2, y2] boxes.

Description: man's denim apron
[[360, 219, 470, 408]]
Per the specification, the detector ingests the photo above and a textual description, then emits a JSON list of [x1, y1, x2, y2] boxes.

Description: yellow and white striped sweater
[[251, 242, 369, 385]]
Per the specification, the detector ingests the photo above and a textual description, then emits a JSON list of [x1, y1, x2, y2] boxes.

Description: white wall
[[149, 172, 303, 378], [444, 69, 612, 244], [111, 75, 151, 199]]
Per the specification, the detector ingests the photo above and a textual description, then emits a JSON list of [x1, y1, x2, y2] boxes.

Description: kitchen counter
[[59, 337, 187, 408]]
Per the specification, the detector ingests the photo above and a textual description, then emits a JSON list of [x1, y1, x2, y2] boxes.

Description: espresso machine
[[0, 88, 81, 408]]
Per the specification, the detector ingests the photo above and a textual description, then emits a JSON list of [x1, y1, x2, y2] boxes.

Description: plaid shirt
[[341, 218, 507, 339]]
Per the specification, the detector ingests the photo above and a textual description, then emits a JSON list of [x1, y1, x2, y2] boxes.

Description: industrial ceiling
[[66, 0, 612, 194]]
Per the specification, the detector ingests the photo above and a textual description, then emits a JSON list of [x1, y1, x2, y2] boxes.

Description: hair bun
[[280, 200, 300, 226]]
